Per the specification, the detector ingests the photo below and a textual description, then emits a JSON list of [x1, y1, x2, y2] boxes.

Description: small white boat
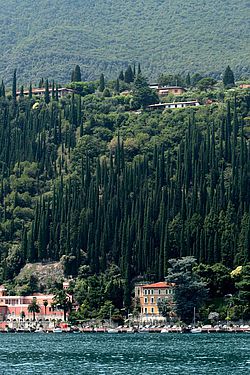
[[190, 307, 202, 333], [107, 328, 119, 333], [53, 327, 63, 333], [161, 327, 170, 333], [126, 327, 135, 334], [190, 327, 202, 334]]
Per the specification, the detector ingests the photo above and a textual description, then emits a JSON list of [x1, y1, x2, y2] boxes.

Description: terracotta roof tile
[[142, 281, 175, 288]]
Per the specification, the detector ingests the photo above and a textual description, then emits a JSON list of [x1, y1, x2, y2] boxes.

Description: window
[[145, 308, 148, 314], [144, 297, 148, 304], [144, 290, 147, 295], [151, 297, 154, 304], [157, 297, 161, 303], [151, 308, 154, 314], [151, 290, 154, 295], [158, 290, 161, 295]]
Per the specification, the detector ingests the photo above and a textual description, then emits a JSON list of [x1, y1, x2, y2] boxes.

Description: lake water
[[0, 333, 249, 375]]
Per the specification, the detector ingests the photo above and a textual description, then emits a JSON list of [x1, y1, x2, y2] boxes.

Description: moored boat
[[107, 328, 119, 333], [190, 327, 202, 334], [53, 327, 63, 333]]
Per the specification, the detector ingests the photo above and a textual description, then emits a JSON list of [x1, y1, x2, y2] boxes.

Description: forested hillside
[[0, 72, 249, 299], [0, 0, 250, 83]]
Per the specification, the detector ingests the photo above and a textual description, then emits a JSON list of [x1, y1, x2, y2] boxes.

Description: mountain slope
[[0, 0, 250, 83]]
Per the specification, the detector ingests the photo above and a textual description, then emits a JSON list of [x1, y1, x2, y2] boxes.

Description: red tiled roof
[[142, 282, 175, 288]]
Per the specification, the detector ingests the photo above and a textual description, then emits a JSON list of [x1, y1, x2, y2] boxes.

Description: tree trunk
[[64, 308, 67, 321]]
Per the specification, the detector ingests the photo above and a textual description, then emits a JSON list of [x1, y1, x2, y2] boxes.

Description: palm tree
[[53, 290, 72, 321], [20, 311, 25, 321], [28, 298, 40, 321], [43, 300, 48, 318]]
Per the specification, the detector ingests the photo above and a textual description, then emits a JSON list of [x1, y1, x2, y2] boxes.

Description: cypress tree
[[28, 82, 32, 99], [133, 63, 136, 77], [12, 69, 17, 102], [138, 63, 141, 75], [55, 84, 59, 101], [115, 78, 120, 93], [0, 80, 5, 97], [52, 80, 55, 100], [72, 65, 81, 82], [124, 65, 134, 83], [223, 65, 235, 87], [99, 73, 105, 92], [44, 79, 50, 104], [186, 73, 191, 87], [118, 70, 124, 81], [20, 85, 24, 98]]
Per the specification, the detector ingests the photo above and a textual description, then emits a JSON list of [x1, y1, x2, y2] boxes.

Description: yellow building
[[135, 282, 175, 323]]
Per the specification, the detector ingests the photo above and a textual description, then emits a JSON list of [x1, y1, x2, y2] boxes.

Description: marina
[[1, 324, 250, 334]]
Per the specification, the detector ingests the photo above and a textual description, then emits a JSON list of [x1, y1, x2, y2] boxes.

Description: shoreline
[[1, 327, 250, 334]]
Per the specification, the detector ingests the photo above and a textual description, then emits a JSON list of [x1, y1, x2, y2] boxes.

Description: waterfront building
[[135, 282, 175, 323], [0, 283, 71, 322]]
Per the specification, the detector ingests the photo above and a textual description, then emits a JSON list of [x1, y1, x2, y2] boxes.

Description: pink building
[[239, 84, 250, 89], [0, 284, 71, 322]]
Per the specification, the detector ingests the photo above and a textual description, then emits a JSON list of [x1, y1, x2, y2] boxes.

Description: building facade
[[135, 282, 175, 323], [148, 100, 200, 110], [0, 284, 71, 322], [16, 87, 75, 99], [149, 85, 186, 96], [239, 84, 250, 89]]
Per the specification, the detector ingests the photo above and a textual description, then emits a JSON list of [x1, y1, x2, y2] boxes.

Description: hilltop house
[[239, 84, 250, 89], [0, 283, 72, 322], [135, 281, 175, 323], [149, 84, 186, 96]]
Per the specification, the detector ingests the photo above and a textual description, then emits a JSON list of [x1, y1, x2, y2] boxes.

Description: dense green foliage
[[166, 257, 208, 323], [0, 71, 249, 320], [0, 0, 250, 83]]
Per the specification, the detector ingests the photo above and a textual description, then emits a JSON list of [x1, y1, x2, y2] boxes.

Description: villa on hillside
[[135, 281, 175, 323], [149, 84, 186, 96], [148, 100, 200, 111], [16, 87, 75, 99], [239, 83, 250, 89], [0, 282, 72, 322]]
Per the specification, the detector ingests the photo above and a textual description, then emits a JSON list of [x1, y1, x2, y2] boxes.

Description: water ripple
[[0, 333, 249, 375]]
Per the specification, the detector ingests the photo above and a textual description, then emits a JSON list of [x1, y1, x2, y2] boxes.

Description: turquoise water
[[0, 333, 249, 375]]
